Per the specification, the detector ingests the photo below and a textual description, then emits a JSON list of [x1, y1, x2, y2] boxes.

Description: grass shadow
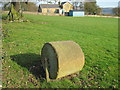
[[10, 53, 46, 82], [2, 14, 8, 20]]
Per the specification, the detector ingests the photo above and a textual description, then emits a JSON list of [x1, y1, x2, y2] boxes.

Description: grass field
[[2, 14, 118, 88]]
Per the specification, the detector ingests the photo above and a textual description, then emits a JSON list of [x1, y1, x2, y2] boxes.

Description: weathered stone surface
[[41, 41, 85, 81]]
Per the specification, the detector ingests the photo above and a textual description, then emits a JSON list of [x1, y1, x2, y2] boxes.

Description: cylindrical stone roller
[[41, 41, 85, 80]]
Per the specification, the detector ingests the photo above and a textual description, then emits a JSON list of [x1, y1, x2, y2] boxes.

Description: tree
[[84, 1, 101, 15], [21, 2, 38, 12], [72, 2, 79, 10], [53, 0, 58, 4], [3, 0, 31, 21], [3, 2, 38, 12], [79, 2, 84, 10], [113, 7, 120, 16], [72, 0, 85, 11], [6, 1, 29, 21], [7, 2, 22, 21], [2, 2, 11, 11]]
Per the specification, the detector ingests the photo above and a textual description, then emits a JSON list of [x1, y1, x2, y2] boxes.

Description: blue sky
[[96, 0, 119, 7]]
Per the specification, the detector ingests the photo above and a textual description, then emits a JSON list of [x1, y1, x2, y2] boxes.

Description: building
[[38, 4, 60, 14], [69, 6, 85, 17], [60, 2, 85, 16], [69, 10, 85, 17], [60, 2, 73, 14]]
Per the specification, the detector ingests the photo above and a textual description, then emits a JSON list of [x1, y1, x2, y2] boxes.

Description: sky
[[96, 0, 119, 7]]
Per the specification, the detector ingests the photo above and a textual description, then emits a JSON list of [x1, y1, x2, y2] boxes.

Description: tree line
[[2, 0, 120, 21], [3, 1, 101, 15]]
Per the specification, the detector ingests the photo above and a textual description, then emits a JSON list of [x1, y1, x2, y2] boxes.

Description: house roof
[[73, 6, 84, 11], [61, 2, 66, 5], [61, 2, 72, 6], [40, 4, 60, 8]]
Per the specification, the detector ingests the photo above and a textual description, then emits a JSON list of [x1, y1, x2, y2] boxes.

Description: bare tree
[[79, 2, 84, 10]]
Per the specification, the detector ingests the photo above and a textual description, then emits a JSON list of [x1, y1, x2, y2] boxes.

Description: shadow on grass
[[10, 53, 46, 82], [2, 14, 8, 20]]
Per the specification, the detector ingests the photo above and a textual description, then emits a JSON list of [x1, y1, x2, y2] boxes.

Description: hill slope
[[2, 14, 118, 88]]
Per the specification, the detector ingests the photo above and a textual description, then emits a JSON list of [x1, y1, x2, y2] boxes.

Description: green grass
[[2, 14, 118, 88]]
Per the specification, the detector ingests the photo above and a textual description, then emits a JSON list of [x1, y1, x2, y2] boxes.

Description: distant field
[[2, 14, 118, 88]]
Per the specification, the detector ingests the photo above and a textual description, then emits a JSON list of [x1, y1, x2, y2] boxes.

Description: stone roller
[[41, 41, 85, 81]]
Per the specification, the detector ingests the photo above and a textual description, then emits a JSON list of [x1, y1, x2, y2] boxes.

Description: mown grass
[[2, 14, 118, 88]]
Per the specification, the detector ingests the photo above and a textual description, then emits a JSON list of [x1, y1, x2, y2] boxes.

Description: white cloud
[[96, 0, 119, 2]]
